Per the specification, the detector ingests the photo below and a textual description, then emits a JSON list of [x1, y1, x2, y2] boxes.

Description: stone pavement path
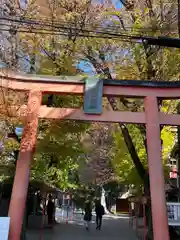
[[27, 213, 138, 240]]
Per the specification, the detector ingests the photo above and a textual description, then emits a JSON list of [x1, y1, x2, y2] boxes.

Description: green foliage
[[161, 126, 175, 164], [31, 118, 90, 189], [111, 123, 175, 187], [111, 126, 145, 186]]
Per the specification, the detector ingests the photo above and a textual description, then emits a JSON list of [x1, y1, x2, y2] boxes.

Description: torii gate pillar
[[8, 90, 42, 240], [145, 96, 169, 240]]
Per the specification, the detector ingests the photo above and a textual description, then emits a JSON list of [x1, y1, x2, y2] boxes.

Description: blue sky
[[112, 0, 123, 9], [77, 61, 96, 76]]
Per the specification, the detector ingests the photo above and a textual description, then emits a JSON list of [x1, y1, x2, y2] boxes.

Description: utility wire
[[0, 16, 180, 48], [0, 18, 148, 40], [2, 14, 175, 29], [0, 16, 179, 34], [0, 20, 177, 43], [0, 27, 138, 42], [0, 26, 179, 49], [2, 15, 178, 31], [0, 23, 148, 42]]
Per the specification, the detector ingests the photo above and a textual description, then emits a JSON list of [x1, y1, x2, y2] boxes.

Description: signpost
[[84, 77, 103, 114], [167, 202, 180, 226], [0, 217, 10, 240]]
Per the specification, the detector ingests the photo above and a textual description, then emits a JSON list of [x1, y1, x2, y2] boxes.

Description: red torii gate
[[2, 72, 180, 240]]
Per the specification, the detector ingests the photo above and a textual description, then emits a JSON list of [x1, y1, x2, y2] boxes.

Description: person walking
[[83, 200, 92, 231], [95, 201, 105, 230], [47, 194, 55, 227]]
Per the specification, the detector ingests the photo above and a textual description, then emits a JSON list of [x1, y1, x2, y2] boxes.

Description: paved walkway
[[27, 213, 139, 240]]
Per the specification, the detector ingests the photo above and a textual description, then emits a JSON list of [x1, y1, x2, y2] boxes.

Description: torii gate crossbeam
[[2, 72, 177, 240]]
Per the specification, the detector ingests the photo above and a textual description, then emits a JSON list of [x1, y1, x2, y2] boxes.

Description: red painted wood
[[144, 96, 169, 240], [38, 107, 146, 124], [2, 74, 180, 98], [8, 90, 42, 240], [11, 105, 180, 126], [159, 112, 180, 125]]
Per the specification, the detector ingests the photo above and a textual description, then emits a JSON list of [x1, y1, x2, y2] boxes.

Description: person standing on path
[[47, 194, 55, 227], [83, 200, 92, 231], [95, 201, 105, 230]]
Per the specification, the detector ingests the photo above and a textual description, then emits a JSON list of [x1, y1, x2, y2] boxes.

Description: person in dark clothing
[[95, 201, 105, 230], [47, 194, 55, 226], [84, 201, 92, 230]]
